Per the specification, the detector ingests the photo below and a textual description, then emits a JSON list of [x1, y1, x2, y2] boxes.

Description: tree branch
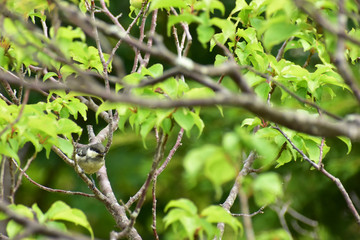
[[2, 69, 360, 140], [273, 125, 360, 225], [216, 152, 256, 239]]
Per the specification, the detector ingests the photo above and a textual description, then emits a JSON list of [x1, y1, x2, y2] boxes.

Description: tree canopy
[[0, 0, 360, 239]]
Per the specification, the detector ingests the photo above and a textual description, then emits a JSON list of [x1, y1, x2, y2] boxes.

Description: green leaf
[[183, 145, 219, 187], [150, 0, 187, 12], [241, 117, 262, 129], [315, 41, 330, 63], [46, 201, 93, 238], [222, 132, 241, 159], [160, 117, 172, 134], [45, 201, 70, 219], [303, 139, 320, 163], [165, 198, 198, 215], [158, 78, 179, 98], [43, 72, 58, 81], [236, 127, 278, 166], [173, 108, 195, 133], [167, 13, 199, 36], [254, 82, 271, 100], [257, 229, 292, 240], [53, 26, 86, 42], [96, 101, 128, 121], [6, 220, 23, 239], [204, 148, 237, 199], [163, 199, 209, 240], [5, 204, 33, 238], [197, 24, 215, 46], [56, 119, 82, 139], [194, 0, 225, 15], [27, 115, 57, 138], [338, 136, 352, 154], [9, 204, 34, 219], [263, 20, 298, 51], [201, 206, 242, 235], [180, 215, 202, 240], [184, 144, 235, 198], [67, 100, 88, 121], [32, 203, 46, 224], [211, 17, 236, 40], [253, 172, 283, 206], [266, 0, 295, 18], [155, 109, 173, 128], [214, 54, 228, 66], [163, 208, 190, 229], [123, 72, 143, 85], [229, 0, 248, 17], [0, 142, 20, 162], [0, 211, 6, 221], [189, 111, 205, 137], [203, 149, 236, 186], [183, 87, 215, 99], [276, 149, 292, 167], [56, 137, 75, 158], [141, 63, 163, 77], [140, 116, 156, 147]]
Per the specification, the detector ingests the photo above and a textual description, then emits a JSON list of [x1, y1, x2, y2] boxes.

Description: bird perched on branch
[[75, 143, 106, 174]]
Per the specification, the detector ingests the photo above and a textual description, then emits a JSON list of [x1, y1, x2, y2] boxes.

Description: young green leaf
[[201, 205, 242, 235], [46, 201, 94, 238], [253, 172, 283, 206], [165, 198, 198, 215]]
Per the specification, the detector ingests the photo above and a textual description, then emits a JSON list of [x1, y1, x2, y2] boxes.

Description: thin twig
[[231, 206, 265, 217], [238, 189, 256, 240], [0, 156, 6, 201], [143, 9, 158, 68], [287, 207, 318, 227], [151, 128, 184, 237], [216, 152, 256, 239], [155, 128, 184, 176], [271, 203, 293, 239], [151, 177, 160, 240], [318, 137, 325, 167], [0, 77, 19, 105], [115, 132, 168, 239], [12, 151, 37, 200], [276, 37, 294, 61], [273, 125, 360, 225], [8, 159, 15, 203], [10, 158, 95, 197], [132, 1, 150, 73]]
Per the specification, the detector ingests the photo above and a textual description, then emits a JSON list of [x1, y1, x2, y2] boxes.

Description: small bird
[[75, 143, 106, 174]]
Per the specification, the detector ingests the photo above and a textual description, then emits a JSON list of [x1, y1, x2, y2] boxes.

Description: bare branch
[[271, 202, 293, 238], [287, 207, 318, 227], [231, 206, 265, 217], [10, 158, 95, 197], [216, 152, 256, 239], [114, 132, 168, 239], [273, 125, 360, 225], [2, 69, 359, 140]]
